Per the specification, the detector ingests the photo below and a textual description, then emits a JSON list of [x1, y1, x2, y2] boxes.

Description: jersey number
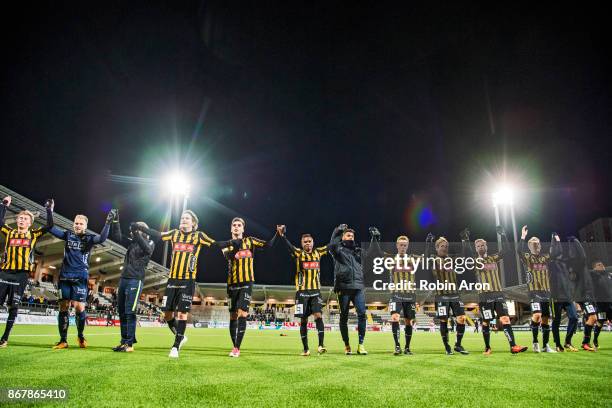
[[482, 309, 493, 320], [530, 302, 541, 312], [295, 304, 304, 315]]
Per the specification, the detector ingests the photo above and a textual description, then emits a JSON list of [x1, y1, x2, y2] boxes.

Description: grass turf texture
[[0, 325, 610, 407]]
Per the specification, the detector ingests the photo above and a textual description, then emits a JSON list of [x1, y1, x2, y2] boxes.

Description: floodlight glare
[[163, 173, 191, 196], [492, 186, 514, 207]]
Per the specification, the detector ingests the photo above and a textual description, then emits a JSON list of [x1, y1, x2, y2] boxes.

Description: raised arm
[[133, 224, 164, 241], [92, 210, 116, 244], [111, 218, 123, 245], [328, 224, 345, 255], [280, 235, 300, 257]]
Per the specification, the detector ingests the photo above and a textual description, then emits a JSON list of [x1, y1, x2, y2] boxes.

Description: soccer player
[[517, 225, 560, 353], [590, 260, 611, 351], [133, 210, 215, 358], [564, 237, 598, 351], [329, 224, 367, 355], [0, 196, 54, 347], [368, 227, 418, 355], [277, 225, 329, 356], [427, 235, 469, 355], [549, 239, 580, 352], [111, 212, 155, 352], [463, 227, 527, 354], [216, 217, 276, 357], [50, 208, 116, 349]]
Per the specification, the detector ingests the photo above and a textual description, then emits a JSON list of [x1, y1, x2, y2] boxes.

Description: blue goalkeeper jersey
[[50, 224, 110, 280]]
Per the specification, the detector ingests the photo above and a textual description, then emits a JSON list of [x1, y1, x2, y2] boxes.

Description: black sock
[[76, 311, 87, 339], [440, 321, 449, 347], [502, 324, 516, 347], [582, 324, 593, 345], [456, 323, 465, 346], [482, 324, 491, 349], [404, 324, 413, 349], [565, 318, 577, 345], [340, 316, 349, 346], [391, 321, 400, 347], [531, 320, 540, 343], [315, 317, 325, 347], [357, 314, 366, 345], [541, 324, 550, 346], [229, 319, 237, 347], [235, 317, 247, 349], [552, 319, 561, 347], [58, 310, 69, 342], [594, 323, 602, 345], [167, 318, 177, 335], [1, 307, 18, 341], [172, 320, 186, 348], [300, 318, 309, 351]]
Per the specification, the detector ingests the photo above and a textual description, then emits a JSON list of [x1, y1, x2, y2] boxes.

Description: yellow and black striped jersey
[[519, 251, 551, 292], [1, 225, 47, 271], [389, 254, 417, 294], [431, 256, 458, 295], [474, 253, 503, 293], [288, 246, 328, 291], [223, 237, 267, 285], [160, 229, 214, 280]]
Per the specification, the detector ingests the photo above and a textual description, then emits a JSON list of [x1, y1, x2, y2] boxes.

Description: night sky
[[2, 2, 610, 284]]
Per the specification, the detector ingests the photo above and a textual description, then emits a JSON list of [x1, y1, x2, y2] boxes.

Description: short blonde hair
[[528, 237, 540, 244], [435, 237, 448, 248], [396, 235, 409, 243], [474, 238, 486, 245], [231, 217, 245, 228], [17, 210, 35, 224], [74, 214, 88, 224], [183, 210, 199, 229]]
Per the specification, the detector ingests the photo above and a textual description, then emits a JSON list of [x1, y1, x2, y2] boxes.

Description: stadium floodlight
[[163, 172, 191, 197], [492, 185, 514, 207]]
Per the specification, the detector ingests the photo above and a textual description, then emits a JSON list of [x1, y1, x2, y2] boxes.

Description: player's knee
[[312, 312, 322, 320], [456, 315, 466, 324], [587, 315, 597, 325], [500, 316, 510, 325], [541, 316, 549, 324], [390, 313, 399, 322], [176, 312, 188, 321], [532, 312, 542, 321], [482, 320, 489, 326], [163, 311, 174, 321], [404, 318, 412, 325]]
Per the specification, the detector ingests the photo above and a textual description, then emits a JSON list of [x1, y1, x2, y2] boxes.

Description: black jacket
[[328, 227, 363, 291], [590, 269, 612, 303], [112, 221, 155, 281]]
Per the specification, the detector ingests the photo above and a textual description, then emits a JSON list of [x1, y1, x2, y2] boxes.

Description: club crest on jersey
[[173, 243, 195, 252], [9, 238, 31, 247], [302, 261, 320, 269], [235, 249, 253, 259]]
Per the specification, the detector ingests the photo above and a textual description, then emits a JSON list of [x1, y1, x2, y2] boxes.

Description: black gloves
[[425, 233, 435, 243], [369, 227, 381, 240], [496, 225, 506, 236], [106, 209, 118, 224], [44, 198, 54, 211], [459, 228, 470, 241]]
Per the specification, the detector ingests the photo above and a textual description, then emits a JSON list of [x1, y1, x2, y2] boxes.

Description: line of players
[[0, 196, 610, 358]]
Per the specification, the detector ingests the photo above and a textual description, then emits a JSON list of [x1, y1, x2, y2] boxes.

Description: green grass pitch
[[0, 325, 610, 407]]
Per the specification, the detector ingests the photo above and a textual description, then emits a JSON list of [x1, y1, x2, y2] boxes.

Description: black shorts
[[228, 284, 252, 313], [295, 290, 323, 318], [0, 270, 29, 308], [162, 279, 195, 313], [389, 295, 416, 319], [436, 300, 464, 319], [479, 301, 508, 321], [596, 302, 611, 321], [580, 302, 598, 317], [529, 301, 551, 317], [550, 300, 575, 320]]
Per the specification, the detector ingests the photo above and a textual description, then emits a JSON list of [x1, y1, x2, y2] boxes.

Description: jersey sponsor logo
[[67, 240, 85, 250], [9, 238, 31, 247], [301, 261, 320, 269], [173, 243, 195, 252], [234, 249, 253, 259], [482, 263, 497, 271], [532, 263, 547, 271]]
